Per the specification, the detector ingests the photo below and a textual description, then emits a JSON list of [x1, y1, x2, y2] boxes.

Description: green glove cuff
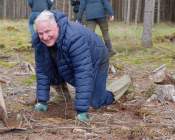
[[34, 102, 48, 112], [76, 112, 90, 122]]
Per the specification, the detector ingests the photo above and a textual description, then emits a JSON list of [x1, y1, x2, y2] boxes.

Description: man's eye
[[45, 30, 50, 34]]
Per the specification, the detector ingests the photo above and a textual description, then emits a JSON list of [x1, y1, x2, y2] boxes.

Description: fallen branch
[[34, 124, 93, 130], [0, 127, 27, 134], [14, 72, 33, 76]]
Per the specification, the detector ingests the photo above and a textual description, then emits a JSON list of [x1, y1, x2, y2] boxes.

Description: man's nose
[[43, 33, 49, 40]]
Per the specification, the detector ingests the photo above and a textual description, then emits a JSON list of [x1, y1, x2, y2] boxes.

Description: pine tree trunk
[[3, 0, 7, 18], [157, 0, 160, 23], [152, 0, 155, 25], [124, 0, 128, 23], [126, 0, 131, 24], [142, 0, 153, 48], [135, 0, 140, 24]]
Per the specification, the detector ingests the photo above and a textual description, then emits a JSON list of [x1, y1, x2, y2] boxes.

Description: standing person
[[28, 0, 54, 37], [77, 0, 116, 57], [32, 10, 126, 122], [71, 0, 80, 21]]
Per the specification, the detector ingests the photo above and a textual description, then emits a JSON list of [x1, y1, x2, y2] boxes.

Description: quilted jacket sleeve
[[68, 34, 93, 113], [35, 47, 50, 102]]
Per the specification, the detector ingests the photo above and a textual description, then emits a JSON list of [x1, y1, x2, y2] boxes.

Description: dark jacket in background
[[71, 0, 80, 13], [28, 0, 53, 12], [77, 0, 113, 21]]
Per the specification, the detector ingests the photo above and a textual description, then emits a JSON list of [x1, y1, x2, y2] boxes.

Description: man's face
[[36, 21, 59, 47]]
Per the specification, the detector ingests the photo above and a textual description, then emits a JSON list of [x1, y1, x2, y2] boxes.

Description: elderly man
[[32, 10, 120, 122]]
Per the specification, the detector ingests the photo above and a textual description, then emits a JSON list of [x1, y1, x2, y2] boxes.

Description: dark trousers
[[91, 56, 114, 108], [86, 18, 113, 51]]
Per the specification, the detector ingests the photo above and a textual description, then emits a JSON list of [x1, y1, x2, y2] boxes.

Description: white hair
[[35, 10, 56, 24]]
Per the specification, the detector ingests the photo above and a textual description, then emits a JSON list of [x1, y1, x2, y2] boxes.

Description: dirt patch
[[1, 58, 175, 139]]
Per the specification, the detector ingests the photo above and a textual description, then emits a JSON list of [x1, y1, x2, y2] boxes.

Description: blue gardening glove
[[76, 112, 90, 122], [34, 102, 48, 112]]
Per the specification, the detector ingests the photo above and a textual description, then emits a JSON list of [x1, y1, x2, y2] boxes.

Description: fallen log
[[107, 75, 131, 101], [147, 84, 175, 103]]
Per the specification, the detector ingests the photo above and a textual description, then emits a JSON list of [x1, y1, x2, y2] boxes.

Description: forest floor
[[0, 21, 175, 140]]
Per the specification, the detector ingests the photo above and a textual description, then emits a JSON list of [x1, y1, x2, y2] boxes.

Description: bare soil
[[1, 55, 175, 140]]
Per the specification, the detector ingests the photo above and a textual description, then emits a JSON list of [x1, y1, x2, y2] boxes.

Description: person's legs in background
[[97, 18, 116, 56], [86, 20, 96, 32]]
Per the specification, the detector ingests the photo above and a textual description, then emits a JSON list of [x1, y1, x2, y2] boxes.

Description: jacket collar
[[53, 10, 68, 49]]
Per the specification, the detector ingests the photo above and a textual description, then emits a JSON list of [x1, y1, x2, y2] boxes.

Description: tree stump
[[147, 84, 175, 102]]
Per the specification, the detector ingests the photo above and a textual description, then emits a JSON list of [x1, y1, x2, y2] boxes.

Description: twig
[[14, 72, 33, 76], [22, 113, 33, 129], [55, 83, 71, 119], [0, 127, 27, 134], [34, 123, 93, 130], [60, 86, 68, 119]]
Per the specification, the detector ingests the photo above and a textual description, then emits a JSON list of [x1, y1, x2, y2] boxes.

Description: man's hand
[[109, 15, 114, 21], [76, 112, 90, 122], [34, 102, 48, 112]]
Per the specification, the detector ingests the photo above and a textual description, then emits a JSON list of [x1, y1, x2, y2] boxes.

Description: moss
[[0, 44, 6, 49], [22, 74, 36, 86], [0, 61, 17, 68]]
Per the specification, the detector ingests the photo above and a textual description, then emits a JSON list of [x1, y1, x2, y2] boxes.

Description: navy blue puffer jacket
[[33, 11, 109, 113]]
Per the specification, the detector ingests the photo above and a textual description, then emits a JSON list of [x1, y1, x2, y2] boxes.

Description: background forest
[[0, 0, 175, 23]]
